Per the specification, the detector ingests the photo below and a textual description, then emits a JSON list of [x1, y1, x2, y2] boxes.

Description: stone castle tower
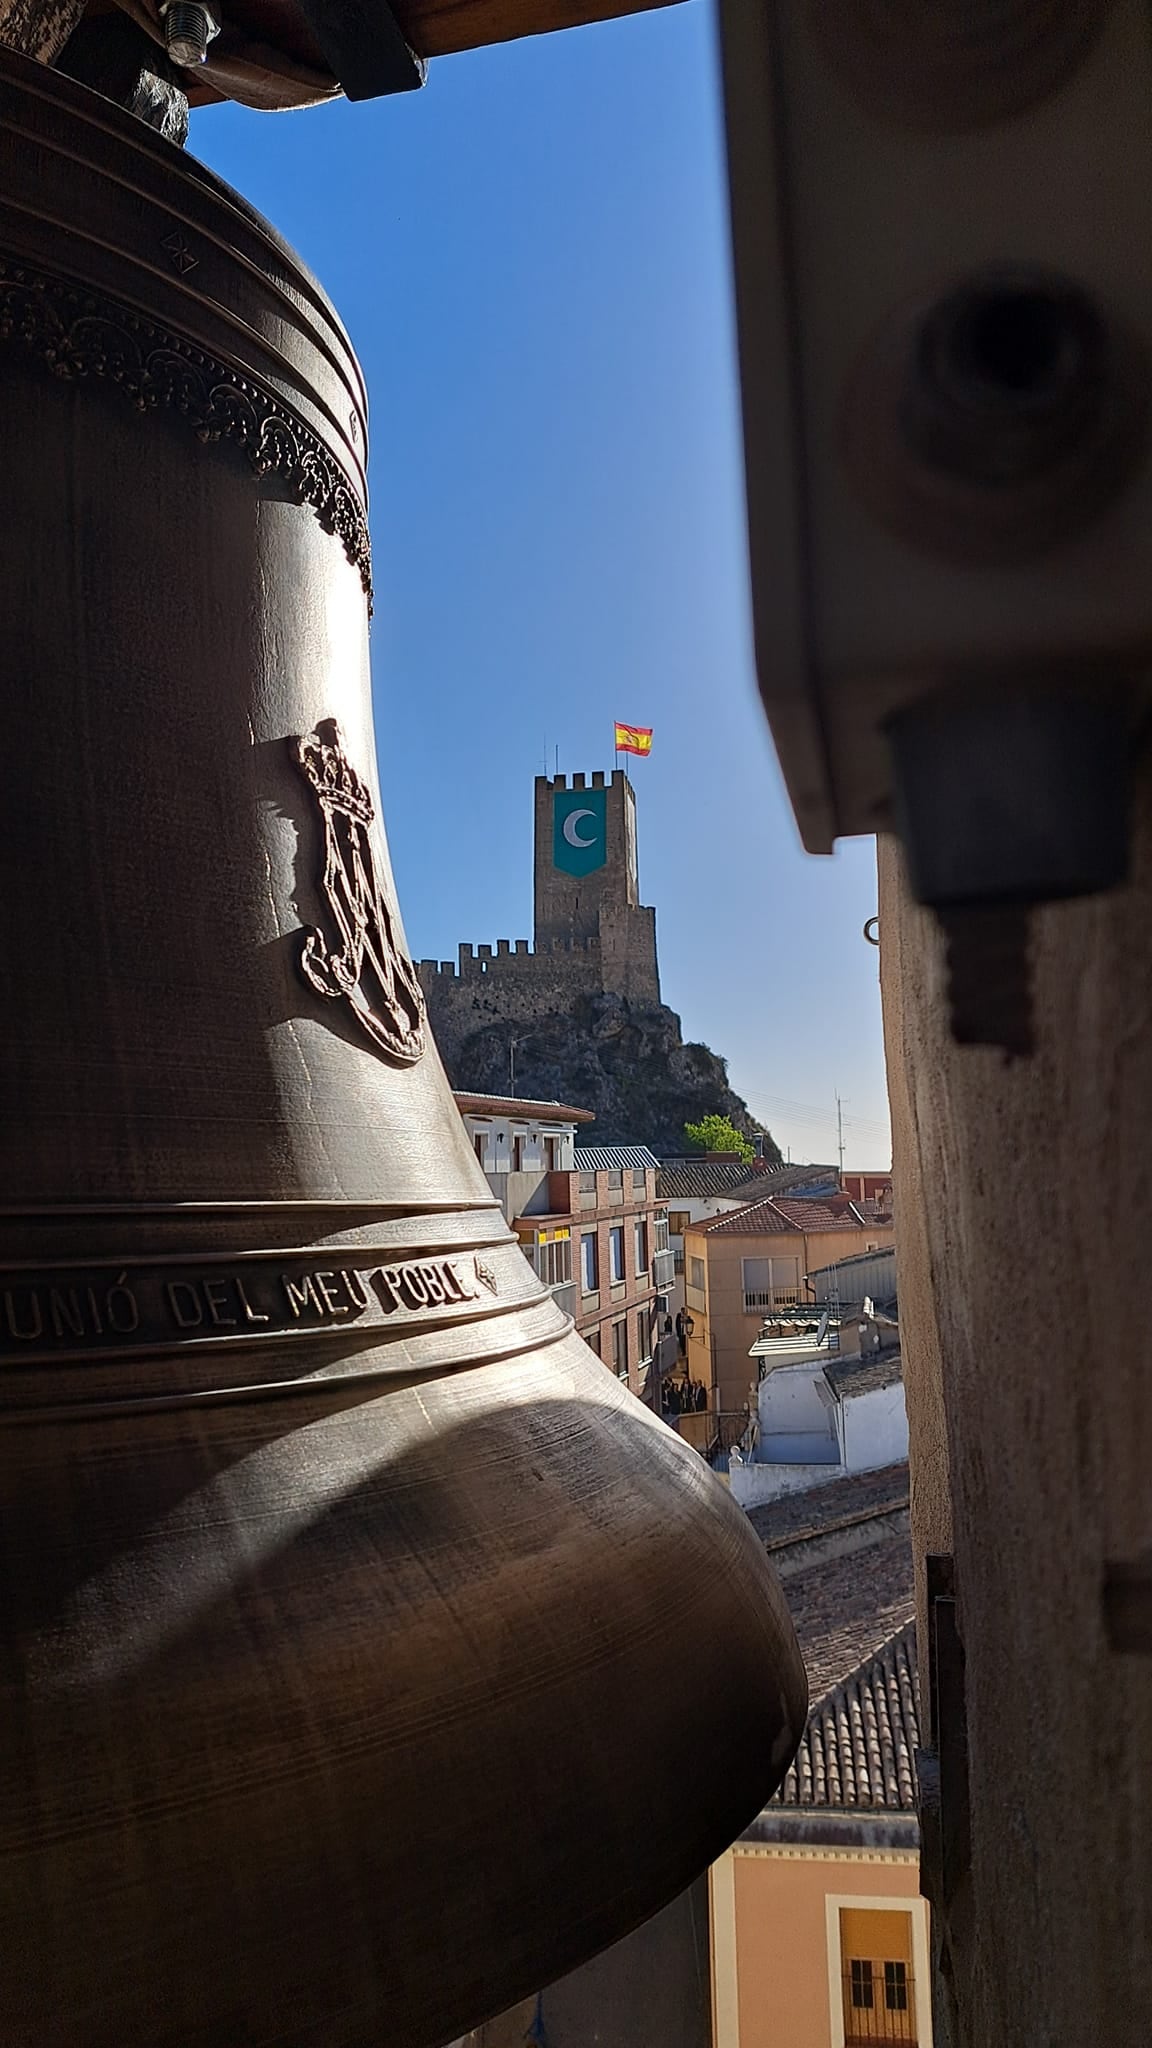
[[418, 770, 660, 1069], [532, 770, 658, 991]]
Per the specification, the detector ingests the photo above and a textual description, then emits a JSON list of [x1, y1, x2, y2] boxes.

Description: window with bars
[[842, 1961, 916, 2041], [839, 1906, 918, 2045], [885, 1963, 909, 2013], [850, 1959, 874, 2011]]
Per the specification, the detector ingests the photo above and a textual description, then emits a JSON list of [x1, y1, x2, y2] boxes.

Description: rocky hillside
[[439, 991, 779, 1159]]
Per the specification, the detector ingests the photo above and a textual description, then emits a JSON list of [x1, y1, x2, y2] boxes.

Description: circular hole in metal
[[906, 273, 1110, 481], [956, 290, 1075, 396], [843, 269, 1147, 559], [928, 284, 1100, 415]]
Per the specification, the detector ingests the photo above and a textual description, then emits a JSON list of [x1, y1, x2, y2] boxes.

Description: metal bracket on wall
[[937, 906, 1034, 1060], [916, 1554, 972, 1914]]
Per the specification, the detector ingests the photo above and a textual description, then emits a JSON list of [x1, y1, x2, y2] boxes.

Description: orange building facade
[[683, 1195, 895, 1415], [710, 1621, 932, 2048], [711, 1847, 930, 2048]]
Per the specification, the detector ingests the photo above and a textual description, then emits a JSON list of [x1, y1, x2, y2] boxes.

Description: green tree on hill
[[683, 1113, 754, 1164]]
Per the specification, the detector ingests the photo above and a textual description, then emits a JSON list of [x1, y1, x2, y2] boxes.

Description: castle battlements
[[533, 769, 624, 794], [417, 933, 612, 986], [419, 768, 660, 1066]]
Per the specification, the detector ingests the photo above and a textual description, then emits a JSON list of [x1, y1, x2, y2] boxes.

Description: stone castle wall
[[418, 910, 660, 1071]]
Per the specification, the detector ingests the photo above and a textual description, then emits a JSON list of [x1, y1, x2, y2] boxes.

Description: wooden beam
[[395, 0, 683, 60], [293, 0, 424, 99]]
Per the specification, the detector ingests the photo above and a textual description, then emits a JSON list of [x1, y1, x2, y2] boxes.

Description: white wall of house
[[839, 1378, 908, 1472], [755, 1363, 840, 1466], [665, 1192, 749, 1251], [728, 1456, 846, 1508], [460, 1113, 576, 1174], [729, 1370, 908, 1508]]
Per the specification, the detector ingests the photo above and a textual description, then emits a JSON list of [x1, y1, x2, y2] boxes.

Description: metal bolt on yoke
[[160, 1, 220, 66]]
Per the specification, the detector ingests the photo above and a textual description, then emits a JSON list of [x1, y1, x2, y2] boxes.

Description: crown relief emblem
[[292, 720, 426, 1065]]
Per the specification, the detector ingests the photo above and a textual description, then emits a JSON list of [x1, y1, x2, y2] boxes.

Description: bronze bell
[[0, 49, 806, 2048]]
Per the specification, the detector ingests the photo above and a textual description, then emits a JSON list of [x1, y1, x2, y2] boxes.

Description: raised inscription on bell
[[0, 1253, 500, 1366]]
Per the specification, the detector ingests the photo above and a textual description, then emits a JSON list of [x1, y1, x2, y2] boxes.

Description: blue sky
[[192, 0, 890, 1169]]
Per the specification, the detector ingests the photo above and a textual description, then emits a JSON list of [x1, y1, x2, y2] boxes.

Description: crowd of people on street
[[660, 1377, 708, 1418]]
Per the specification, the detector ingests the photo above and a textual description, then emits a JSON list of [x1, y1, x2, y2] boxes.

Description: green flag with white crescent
[[552, 787, 607, 877]]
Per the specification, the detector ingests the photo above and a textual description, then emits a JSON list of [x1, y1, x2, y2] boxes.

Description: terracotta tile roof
[[780, 1535, 915, 1700], [746, 1462, 910, 1549], [740, 1465, 918, 1829], [758, 1515, 910, 1703], [658, 1160, 842, 1201], [688, 1195, 883, 1238], [774, 1622, 920, 1811], [774, 1197, 878, 1232], [756, 1170, 840, 1198], [657, 1160, 762, 1199]]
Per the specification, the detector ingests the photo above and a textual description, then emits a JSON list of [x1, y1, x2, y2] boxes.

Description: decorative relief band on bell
[[0, 1232, 578, 1426], [0, 1199, 572, 1413], [0, 1246, 507, 1370], [293, 721, 427, 1064], [0, 257, 373, 605]]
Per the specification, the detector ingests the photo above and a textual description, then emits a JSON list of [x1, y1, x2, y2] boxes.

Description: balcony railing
[[842, 1963, 917, 2044], [677, 1407, 751, 1461], [742, 1287, 801, 1314]]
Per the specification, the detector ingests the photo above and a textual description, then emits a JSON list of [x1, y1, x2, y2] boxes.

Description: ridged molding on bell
[[293, 719, 427, 1064], [0, 257, 373, 605]]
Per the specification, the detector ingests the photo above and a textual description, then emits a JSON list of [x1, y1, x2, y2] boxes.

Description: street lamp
[[509, 1037, 523, 1097]]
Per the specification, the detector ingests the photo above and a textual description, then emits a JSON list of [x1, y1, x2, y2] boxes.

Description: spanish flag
[[614, 722, 653, 757]]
